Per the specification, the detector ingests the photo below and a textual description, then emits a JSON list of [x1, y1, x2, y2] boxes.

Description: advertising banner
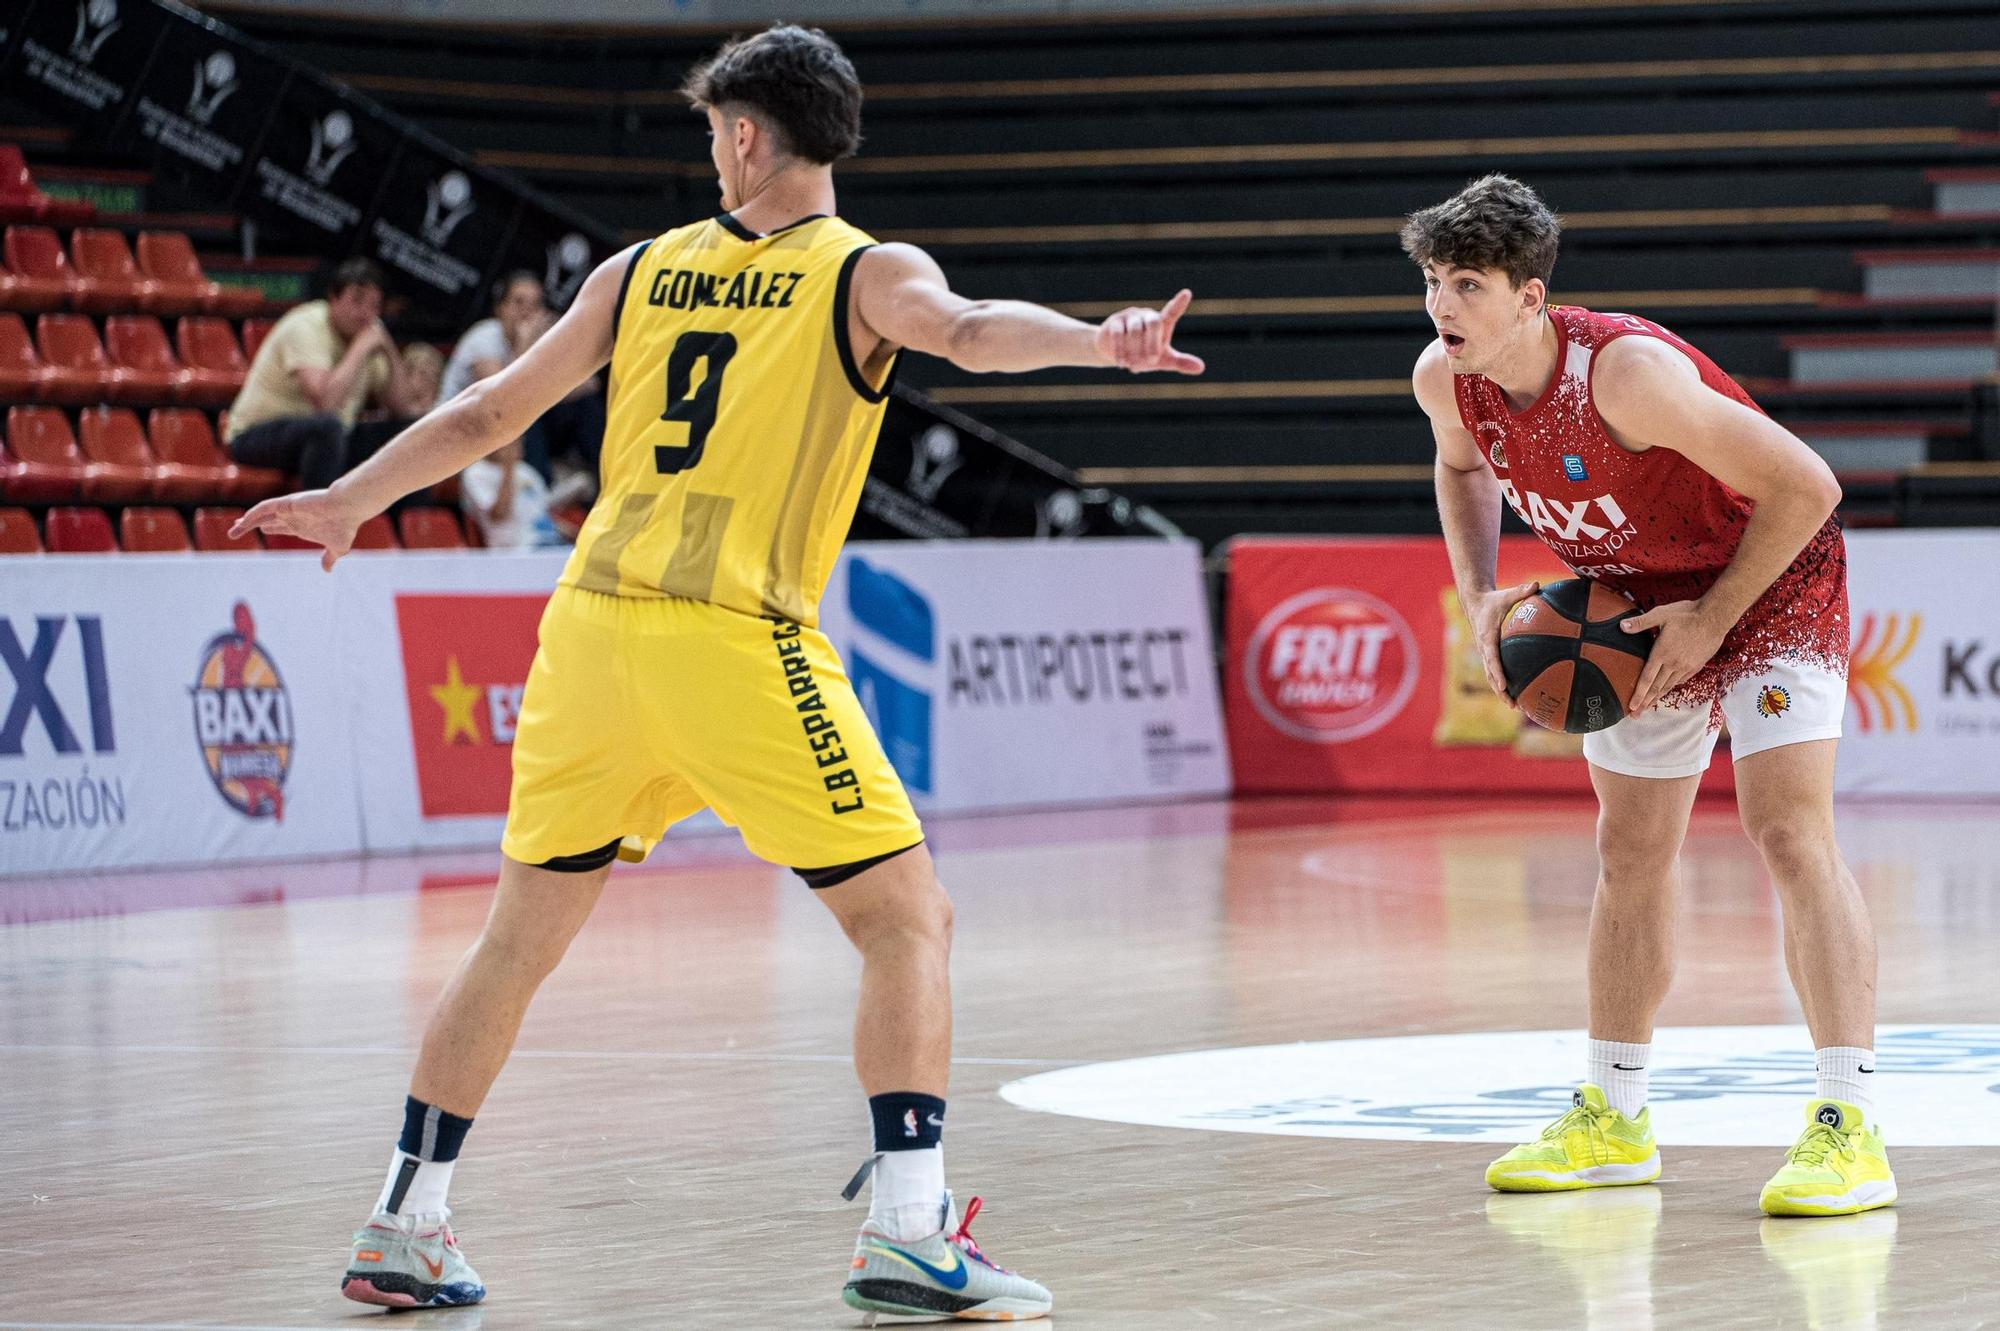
[[1839, 531, 2000, 796], [816, 540, 1231, 814], [7, 0, 173, 127], [245, 74, 396, 251], [120, 6, 291, 203], [1224, 536, 1738, 796], [0, 555, 361, 875]]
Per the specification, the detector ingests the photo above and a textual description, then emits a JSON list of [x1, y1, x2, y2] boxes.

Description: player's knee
[[1747, 818, 1834, 885], [848, 879, 953, 957], [1595, 822, 1681, 886]]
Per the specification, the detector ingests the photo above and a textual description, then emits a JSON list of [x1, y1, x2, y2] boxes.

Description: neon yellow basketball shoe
[[1759, 1100, 1896, 1217], [1485, 1085, 1661, 1192]]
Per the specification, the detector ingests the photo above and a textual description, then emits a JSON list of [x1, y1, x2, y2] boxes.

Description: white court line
[[0, 1324, 364, 1331], [0, 1043, 1072, 1067]]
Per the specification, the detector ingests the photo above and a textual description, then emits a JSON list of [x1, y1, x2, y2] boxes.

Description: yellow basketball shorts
[[499, 585, 923, 871]]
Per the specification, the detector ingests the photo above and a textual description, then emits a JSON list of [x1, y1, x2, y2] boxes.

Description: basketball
[[1499, 579, 1652, 733]]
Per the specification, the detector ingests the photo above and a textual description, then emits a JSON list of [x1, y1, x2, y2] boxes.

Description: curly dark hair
[[682, 24, 862, 165], [1399, 174, 1561, 290]]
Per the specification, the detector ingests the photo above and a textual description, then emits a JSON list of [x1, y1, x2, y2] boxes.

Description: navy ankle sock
[[869, 1092, 945, 1153], [398, 1095, 474, 1163]]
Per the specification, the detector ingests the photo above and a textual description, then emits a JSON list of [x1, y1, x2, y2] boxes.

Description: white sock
[[1588, 1039, 1651, 1119], [868, 1146, 946, 1242], [374, 1148, 456, 1218], [1816, 1047, 1875, 1121]]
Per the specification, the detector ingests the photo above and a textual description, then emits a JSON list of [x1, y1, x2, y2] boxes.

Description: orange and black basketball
[[1498, 579, 1652, 734]]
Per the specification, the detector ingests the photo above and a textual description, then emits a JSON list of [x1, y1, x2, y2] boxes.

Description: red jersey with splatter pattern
[[1453, 304, 1848, 715]]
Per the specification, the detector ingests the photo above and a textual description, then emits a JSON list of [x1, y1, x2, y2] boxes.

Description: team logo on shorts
[[1755, 684, 1792, 718], [191, 601, 292, 820]]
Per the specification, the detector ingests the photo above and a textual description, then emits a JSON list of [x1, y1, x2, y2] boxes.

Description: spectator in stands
[[397, 343, 446, 417], [459, 436, 587, 549], [224, 258, 427, 490], [440, 270, 604, 478]]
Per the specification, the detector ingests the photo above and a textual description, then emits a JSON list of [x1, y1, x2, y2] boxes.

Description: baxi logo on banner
[[190, 602, 292, 821], [1848, 611, 1921, 733], [0, 612, 127, 840], [394, 594, 542, 817], [1243, 588, 1419, 744]]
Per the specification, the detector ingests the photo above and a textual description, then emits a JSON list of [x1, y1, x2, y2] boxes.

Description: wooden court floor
[[5, 795, 2000, 1329]]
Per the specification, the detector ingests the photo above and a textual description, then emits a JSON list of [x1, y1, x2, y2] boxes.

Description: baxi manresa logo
[[191, 601, 292, 820], [1245, 588, 1419, 743]]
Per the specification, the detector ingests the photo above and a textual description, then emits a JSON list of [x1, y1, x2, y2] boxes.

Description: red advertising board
[[394, 593, 545, 817], [1224, 536, 1736, 795]]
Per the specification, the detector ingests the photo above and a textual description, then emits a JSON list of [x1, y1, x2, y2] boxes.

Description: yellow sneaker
[[1485, 1085, 1661, 1193], [1760, 1100, 1897, 1217]]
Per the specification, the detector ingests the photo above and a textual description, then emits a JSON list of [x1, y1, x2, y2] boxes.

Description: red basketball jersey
[[1453, 304, 1848, 711]]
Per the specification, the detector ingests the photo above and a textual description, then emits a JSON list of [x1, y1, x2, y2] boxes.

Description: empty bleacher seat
[[193, 505, 259, 552], [174, 317, 249, 405], [352, 513, 398, 550], [137, 232, 261, 317], [71, 405, 156, 503], [83, 405, 210, 502], [0, 506, 41, 553], [104, 316, 191, 403], [0, 312, 55, 400], [398, 507, 467, 549], [3, 226, 78, 313], [148, 407, 251, 502], [45, 506, 117, 553], [2, 405, 89, 502], [35, 313, 124, 404], [119, 505, 193, 552], [70, 229, 158, 315], [240, 317, 276, 362], [0, 146, 92, 227]]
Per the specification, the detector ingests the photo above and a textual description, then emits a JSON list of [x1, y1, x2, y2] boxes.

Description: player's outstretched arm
[[1416, 343, 1537, 702], [232, 246, 637, 569], [1593, 336, 1843, 712], [852, 242, 1202, 376]]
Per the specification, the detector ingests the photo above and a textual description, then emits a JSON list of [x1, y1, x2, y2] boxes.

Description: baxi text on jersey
[[1500, 483, 1641, 561], [647, 266, 807, 312]]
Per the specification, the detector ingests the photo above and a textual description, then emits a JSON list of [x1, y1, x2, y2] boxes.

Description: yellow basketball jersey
[[561, 213, 897, 625]]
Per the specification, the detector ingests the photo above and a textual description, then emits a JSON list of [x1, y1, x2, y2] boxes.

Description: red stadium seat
[[240, 317, 276, 362], [147, 408, 247, 502], [2, 225, 74, 313], [193, 505, 259, 552], [352, 513, 398, 550], [72, 405, 157, 502], [398, 507, 467, 549], [0, 506, 41, 553], [2, 406, 89, 502], [174, 317, 248, 405], [0, 146, 92, 226], [0, 312, 55, 400], [137, 232, 260, 317], [104, 316, 191, 404], [83, 404, 211, 502], [70, 228, 158, 315], [35, 313, 124, 404], [119, 505, 192, 552], [45, 506, 117, 552]]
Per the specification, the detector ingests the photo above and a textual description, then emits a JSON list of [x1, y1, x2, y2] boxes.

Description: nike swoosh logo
[[1859, 1067, 1875, 1074], [1612, 1064, 1645, 1071], [419, 1252, 444, 1279], [870, 1242, 968, 1290], [926, 1113, 944, 1127]]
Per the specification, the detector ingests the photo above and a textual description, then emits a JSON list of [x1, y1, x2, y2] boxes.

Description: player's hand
[[1466, 579, 1541, 705], [1622, 599, 1728, 714], [1096, 289, 1204, 375], [230, 486, 370, 572]]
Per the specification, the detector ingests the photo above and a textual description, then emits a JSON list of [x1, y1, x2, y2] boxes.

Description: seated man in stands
[[440, 270, 604, 478], [224, 258, 427, 489]]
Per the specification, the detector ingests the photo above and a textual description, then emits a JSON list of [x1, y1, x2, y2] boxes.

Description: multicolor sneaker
[[1760, 1099, 1897, 1217], [844, 1193, 1053, 1324], [1485, 1084, 1662, 1193], [341, 1209, 485, 1308]]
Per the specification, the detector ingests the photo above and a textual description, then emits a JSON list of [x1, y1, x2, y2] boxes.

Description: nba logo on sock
[[1562, 454, 1588, 482], [846, 559, 935, 796], [902, 1108, 920, 1138]]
